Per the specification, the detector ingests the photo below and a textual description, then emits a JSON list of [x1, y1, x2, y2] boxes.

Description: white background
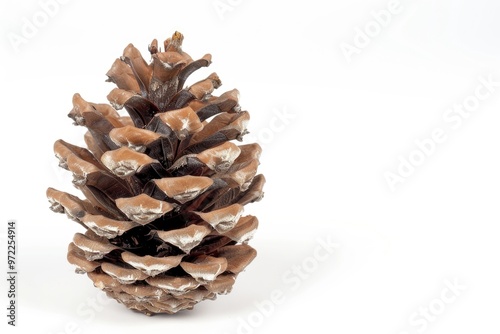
[[1, 0, 500, 333]]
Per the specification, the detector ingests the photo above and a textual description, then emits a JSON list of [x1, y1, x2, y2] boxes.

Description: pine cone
[[47, 32, 264, 315]]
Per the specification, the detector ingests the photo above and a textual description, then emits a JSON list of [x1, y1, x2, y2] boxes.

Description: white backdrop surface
[[1, 0, 500, 333]]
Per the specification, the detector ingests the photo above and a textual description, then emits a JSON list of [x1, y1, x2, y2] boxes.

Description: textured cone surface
[[47, 32, 264, 315]]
